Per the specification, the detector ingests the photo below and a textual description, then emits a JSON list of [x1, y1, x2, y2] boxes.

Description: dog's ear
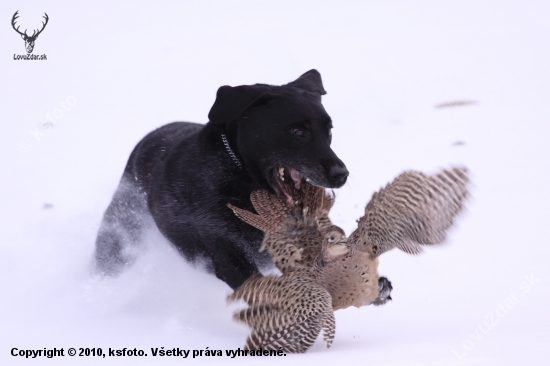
[[208, 84, 271, 124], [285, 69, 327, 96]]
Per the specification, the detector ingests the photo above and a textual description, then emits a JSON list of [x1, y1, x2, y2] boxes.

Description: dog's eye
[[293, 128, 306, 137]]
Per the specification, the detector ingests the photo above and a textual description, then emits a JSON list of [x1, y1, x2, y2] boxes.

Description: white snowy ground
[[1, 1, 549, 365]]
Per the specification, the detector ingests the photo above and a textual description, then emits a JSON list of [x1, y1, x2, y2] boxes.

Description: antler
[[11, 11, 49, 39], [33, 13, 49, 38], [11, 11, 25, 37]]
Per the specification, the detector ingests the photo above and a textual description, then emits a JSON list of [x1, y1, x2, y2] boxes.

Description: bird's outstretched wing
[[349, 167, 469, 256], [228, 274, 335, 352], [241, 312, 324, 353]]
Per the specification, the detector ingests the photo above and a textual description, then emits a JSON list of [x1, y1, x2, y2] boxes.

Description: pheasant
[[227, 167, 469, 352]]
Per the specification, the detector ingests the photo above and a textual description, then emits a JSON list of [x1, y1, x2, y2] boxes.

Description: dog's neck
[[221, 133, 242, 168]]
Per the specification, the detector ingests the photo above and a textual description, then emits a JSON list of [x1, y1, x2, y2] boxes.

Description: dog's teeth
[[279, 167, 285, 181]]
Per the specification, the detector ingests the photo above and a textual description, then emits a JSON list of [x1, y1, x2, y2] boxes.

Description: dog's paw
[[369, 276, 393, 306]]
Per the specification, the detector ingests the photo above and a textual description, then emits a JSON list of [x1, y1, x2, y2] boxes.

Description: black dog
[[94, 70, 349, 289]]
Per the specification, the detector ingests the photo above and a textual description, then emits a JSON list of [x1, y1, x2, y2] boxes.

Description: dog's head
[[208, 70, 348, 205]]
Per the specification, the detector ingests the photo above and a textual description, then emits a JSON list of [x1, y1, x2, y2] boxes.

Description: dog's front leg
[[204, 236, 262, 290], [94, 173, 150, 275]]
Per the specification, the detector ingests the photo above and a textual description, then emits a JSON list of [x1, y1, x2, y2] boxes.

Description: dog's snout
[[328, 163, 349, 187]]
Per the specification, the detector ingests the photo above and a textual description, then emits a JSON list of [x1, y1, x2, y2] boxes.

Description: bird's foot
[[368, 276, 393, 306]]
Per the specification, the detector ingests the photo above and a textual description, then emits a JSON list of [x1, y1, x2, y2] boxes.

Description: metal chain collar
[[221, 133, 242, 168]]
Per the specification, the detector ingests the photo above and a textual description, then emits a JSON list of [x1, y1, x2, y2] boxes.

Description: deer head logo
[[12, 11, 49, 54]]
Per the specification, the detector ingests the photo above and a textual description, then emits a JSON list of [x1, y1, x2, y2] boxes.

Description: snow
[[1, 1, 549, 365]]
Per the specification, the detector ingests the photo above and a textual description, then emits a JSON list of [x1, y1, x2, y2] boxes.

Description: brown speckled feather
[[313, 241, 379, 310], [228, 186, 336, 272]]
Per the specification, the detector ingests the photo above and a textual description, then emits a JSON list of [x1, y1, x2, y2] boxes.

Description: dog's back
[[125, 122, 204, 190]]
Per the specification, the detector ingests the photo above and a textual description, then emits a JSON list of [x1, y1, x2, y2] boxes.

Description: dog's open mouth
[[272, 166, 307, 206]]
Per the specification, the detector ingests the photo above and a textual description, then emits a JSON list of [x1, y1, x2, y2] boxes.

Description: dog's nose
[[328, 164, 349, 187]]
